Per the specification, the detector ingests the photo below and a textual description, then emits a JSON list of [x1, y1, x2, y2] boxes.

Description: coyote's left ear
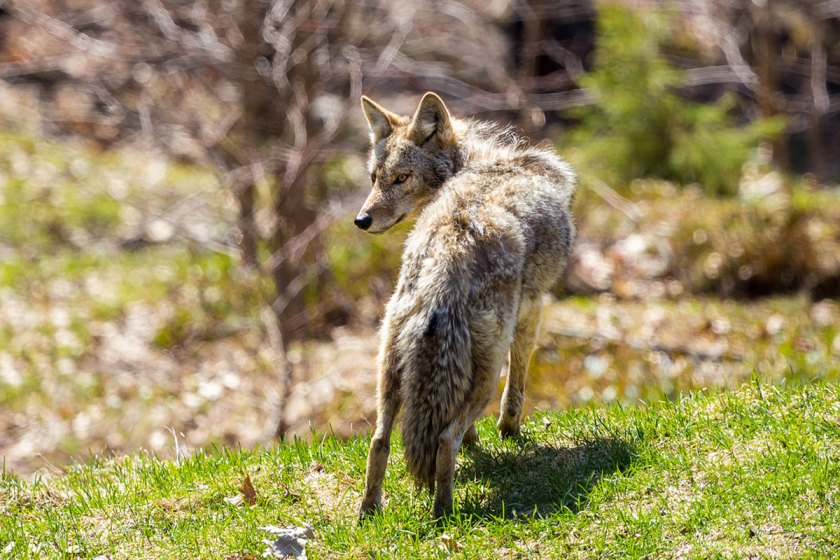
[[408, 92, 456, 147]]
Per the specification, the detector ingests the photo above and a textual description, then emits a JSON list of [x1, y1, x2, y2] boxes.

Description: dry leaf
[[240, 473, 257, 506]]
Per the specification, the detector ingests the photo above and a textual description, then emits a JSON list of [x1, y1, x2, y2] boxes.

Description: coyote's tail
[[400, 302, 472, 490]]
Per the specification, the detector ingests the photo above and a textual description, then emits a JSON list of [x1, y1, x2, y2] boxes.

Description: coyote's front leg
[[359, 324, 401, 519]]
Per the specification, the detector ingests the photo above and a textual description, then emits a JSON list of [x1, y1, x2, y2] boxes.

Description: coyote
[[355, 92, 576, 519]]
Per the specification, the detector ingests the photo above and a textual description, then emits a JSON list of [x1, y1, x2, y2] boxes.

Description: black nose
[[354, 213, 372, 230]]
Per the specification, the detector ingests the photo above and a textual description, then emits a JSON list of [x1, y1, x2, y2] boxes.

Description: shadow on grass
[[457, 436, 637, 520]]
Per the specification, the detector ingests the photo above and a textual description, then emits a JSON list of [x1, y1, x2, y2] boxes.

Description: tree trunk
[[751, 1, 787, 170], [809, 19, 828, 182]]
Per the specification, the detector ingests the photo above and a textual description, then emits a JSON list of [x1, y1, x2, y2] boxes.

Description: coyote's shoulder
[[406, 116, 575, 272], [356, 93, 576, 519]]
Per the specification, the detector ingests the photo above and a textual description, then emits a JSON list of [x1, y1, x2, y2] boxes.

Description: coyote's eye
[[394, 174, 409, 184], [370, 172, 376, 184]]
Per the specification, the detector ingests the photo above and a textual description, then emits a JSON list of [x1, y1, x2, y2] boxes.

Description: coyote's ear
[[361, 96, 400, 143], [408, 92, 456, 147]]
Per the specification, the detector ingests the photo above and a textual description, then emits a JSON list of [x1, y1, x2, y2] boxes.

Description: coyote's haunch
[[356, 92, 576, 519]]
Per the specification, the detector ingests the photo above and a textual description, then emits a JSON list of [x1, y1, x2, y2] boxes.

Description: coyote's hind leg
[[432, 411, 483, 519], [359, 388, 399, 519], [359, 322, 402, 519], [434, 317, 512, 519], [498, 296, 542, 438], [462, 424, 478, 449]]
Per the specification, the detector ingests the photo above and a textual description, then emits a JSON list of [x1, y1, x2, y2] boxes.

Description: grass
[[2, 380, 838, 559]]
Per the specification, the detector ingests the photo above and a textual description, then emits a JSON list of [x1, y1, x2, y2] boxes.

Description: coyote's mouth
[[369, 213, 408, 235]]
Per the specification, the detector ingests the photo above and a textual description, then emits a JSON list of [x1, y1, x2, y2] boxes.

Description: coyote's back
[[356, 92, 575, 519]]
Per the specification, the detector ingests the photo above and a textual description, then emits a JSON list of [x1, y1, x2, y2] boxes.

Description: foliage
[[568, 6, 783, 196], [570, 180, 840, 298], [324, 219, 406, 300], [668, 187, 840, 296], [2, 381, 838, 558]]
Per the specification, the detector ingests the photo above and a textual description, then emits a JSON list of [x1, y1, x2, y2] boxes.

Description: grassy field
[[1, 128, 838, 559], [2, 380, 838, 559], [2, 127, 838, 479]]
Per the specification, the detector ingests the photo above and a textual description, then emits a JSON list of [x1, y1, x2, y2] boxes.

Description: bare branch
[[6, 1, 118, 58], [140, 0, 235, 62]]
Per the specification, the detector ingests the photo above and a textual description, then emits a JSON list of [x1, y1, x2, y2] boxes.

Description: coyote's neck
[[453, 118, 525, 169], [450, 117, 573, 188]]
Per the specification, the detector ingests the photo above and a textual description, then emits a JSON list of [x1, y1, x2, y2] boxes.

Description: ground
[[2, 382, 838, 558]]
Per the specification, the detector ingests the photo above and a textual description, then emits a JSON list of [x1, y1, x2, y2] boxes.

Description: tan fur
[[356, 92, 576, 519]]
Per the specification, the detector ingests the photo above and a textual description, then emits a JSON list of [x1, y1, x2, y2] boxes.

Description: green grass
[[3, 380, 838, 559]]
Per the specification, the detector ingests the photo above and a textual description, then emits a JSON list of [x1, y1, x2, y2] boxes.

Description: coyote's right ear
[[361, 96, 400, 143]]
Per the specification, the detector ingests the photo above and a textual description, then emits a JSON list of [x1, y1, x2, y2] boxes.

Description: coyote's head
[[354, 92, 459, 233]]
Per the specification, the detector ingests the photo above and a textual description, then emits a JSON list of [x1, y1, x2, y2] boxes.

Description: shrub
[[567, 6, 782, 196]]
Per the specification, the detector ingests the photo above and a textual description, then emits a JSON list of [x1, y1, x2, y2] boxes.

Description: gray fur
[[356, 92, 576, 519]]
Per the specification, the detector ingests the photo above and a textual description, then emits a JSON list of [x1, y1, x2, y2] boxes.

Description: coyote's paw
[[358, 499, 380, 522], [497, 418, 521, 439], [462, 424, 479, 449], [432, 500, 453, 522]]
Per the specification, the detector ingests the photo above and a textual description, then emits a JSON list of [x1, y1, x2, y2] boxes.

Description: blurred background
[[0, 0, 838, 478]]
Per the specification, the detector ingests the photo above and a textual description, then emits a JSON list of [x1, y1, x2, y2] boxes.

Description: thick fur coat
[[356, 93, 576, 518]]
